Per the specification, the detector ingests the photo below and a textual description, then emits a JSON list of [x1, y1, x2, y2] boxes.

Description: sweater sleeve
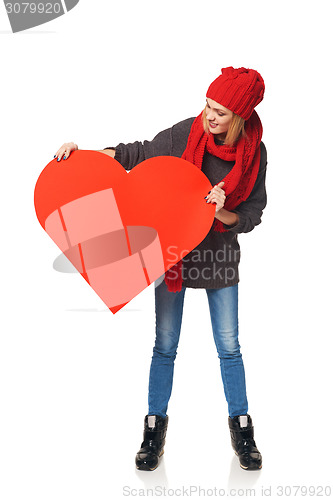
[[105, 117, 195, 170], [224, 142, 268, 234], [111, 126, 173, 171]]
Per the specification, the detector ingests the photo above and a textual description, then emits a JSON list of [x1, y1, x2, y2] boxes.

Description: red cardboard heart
[[34, 151, 215, 313]]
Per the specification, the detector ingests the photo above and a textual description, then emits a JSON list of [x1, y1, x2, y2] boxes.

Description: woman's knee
[[153, 328, 180, 358], [152, 345, 178, 361], [214, 329, 242, 357]]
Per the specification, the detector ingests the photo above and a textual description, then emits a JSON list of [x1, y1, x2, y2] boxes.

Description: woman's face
[[205, 98, 233, 140]]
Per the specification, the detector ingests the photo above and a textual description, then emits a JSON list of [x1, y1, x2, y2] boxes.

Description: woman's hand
[[54, 142, 78, 162], [204, 181, 226, 212]]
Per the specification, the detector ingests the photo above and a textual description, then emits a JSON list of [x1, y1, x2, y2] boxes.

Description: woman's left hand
[[204, 181, 226, 212]]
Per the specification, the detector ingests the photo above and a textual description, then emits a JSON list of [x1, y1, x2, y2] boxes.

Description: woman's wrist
[[215, 208, 239, 227], [98, 148, 116, 158]]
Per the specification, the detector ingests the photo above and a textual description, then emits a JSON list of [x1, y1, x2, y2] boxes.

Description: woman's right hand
[[54, 142, 78, 162]]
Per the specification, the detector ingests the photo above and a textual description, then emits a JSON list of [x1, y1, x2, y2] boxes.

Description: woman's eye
[[218, 113, 225, 117]]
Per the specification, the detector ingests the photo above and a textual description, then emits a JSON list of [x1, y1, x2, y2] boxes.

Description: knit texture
[[106, 117, 267, 290], [206, 67, 265, 121], [164, 110, 263, 293]]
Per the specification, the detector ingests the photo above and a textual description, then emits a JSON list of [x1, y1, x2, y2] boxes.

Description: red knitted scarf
[[164, 109, 263, 292]]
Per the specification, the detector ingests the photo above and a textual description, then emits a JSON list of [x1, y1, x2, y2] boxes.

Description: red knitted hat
[[206, 66, 265, 121]]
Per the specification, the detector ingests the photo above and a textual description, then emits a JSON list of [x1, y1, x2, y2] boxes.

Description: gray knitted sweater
[[104, 117, 267, 289]]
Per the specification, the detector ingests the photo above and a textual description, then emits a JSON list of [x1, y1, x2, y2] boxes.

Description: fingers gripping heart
[[204, 181, 226, 212]]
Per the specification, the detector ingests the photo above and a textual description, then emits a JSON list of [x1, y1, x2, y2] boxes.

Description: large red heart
[[34, 151, 215, 313]]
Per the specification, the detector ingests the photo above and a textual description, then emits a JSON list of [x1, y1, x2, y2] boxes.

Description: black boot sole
[[234, 451, 262, 470]]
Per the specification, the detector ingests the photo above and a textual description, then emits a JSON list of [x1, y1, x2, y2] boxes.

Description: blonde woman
[[55, 67, 267, 471]]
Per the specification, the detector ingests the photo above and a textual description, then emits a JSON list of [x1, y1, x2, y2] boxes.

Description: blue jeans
[[148, 279, 248, 418]]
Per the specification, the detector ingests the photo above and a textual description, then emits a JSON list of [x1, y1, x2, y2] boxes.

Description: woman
[[55, 67, 267, 471]]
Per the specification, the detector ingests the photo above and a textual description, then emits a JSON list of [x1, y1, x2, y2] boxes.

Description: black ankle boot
[[135, 414, 168, 471], [228, 414, 262, 470]]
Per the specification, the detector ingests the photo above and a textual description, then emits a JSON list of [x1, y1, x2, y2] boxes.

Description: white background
[[1, 1, 332, 498]]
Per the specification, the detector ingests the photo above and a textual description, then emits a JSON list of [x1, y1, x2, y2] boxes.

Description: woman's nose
[[206, 110, 214, 120]]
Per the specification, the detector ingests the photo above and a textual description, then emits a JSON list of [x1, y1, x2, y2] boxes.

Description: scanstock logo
[[4, 0, 79, 33]]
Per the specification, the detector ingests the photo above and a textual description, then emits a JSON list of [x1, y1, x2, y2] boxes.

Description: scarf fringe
[[164, 261, 183, 293], [212, 218, 226, 233]]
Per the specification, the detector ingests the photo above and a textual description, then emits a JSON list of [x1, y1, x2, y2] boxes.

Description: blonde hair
[[202, 107, 247, 146]]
